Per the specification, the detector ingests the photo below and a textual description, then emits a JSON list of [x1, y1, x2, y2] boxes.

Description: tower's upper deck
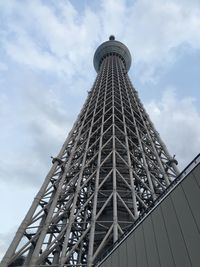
[[93, 36, 132, 72]]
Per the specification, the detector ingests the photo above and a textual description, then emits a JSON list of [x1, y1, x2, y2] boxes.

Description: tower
[[1, 36, 179, 267]]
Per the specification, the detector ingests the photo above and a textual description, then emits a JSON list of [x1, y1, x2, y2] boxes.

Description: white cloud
[[0, 82, 72, 187], [1, 0, 200, 82], [4, 31, 59, 72], [121, 0, 200, 82], [1, 0, 99, 79], [146, 89, 200, 169], [2, 0, 200, 84]]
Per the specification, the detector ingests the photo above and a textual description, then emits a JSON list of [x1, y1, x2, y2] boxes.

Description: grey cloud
[[146, 89, 200, 169]]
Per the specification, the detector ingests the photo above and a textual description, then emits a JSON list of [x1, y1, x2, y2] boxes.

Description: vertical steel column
[[111, 55, 118, 242], [87, 58, 110, 267]]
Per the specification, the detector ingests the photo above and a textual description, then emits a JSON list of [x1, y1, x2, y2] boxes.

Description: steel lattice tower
[[1, 36, 179, 267]]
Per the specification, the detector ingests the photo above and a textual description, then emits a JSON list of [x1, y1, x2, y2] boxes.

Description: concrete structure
[[1, 37, 180, 267], [97, 154, 200, 267]]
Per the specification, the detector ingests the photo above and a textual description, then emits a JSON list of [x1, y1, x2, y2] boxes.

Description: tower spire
[[109, 35, 115, 40], [1, 38, 179, 267]]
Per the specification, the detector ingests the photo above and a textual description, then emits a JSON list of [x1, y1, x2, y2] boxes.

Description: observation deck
[[93, 35, 132, 72]]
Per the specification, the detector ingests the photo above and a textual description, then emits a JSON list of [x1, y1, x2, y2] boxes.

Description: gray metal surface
[[98, 155, 200, 267], [1, 38, 179, 267], [142, 216, 160, 267]]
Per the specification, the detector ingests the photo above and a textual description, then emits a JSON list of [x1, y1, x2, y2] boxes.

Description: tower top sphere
[[93, 36, 132, 72]]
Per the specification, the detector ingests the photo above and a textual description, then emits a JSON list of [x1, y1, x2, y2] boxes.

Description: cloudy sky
[[0, 0, 200, 260]]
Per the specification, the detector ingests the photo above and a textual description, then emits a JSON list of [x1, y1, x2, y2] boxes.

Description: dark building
[[1, 37, 187, 267]]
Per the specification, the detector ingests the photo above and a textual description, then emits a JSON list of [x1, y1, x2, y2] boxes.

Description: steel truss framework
[[1, 40, 179, 267]]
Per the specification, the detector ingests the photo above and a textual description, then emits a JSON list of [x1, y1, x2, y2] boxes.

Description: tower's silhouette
[[1, 36, 179, 267]]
